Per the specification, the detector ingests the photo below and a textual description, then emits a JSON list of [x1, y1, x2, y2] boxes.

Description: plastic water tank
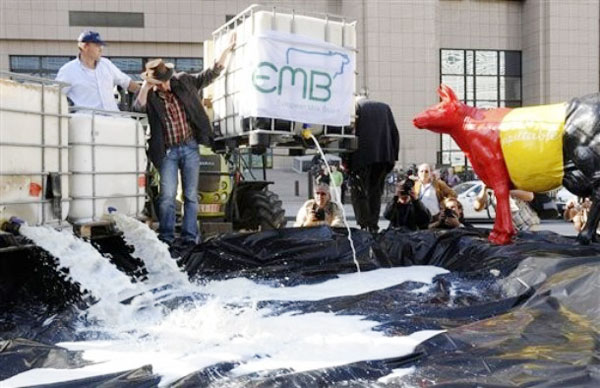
[[206, 5, 357, 139], [0, 77, 69, 226], [68, 112, 146, 223]]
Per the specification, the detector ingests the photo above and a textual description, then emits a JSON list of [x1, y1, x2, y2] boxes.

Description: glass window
[[475, 100, 499, 108], [466, 51, 474, 75], [10, 55, 203, 82], [10, 56, 40, 71], [69, 11, 144, 28], [441, 50, 464, 75], [500, 77, 521, 101], [475, 51, 498, 75], [441, 75, 465, 99], [476, 76, 498, 100], [440, 48, 521, 169], [500, 51, 521, 76], [176, 58, 203, 73], [109, 57, 143, 72], [501, 100, 522, 108], [41, 56, 70, 71], [466, 76, 474, 100], [442, 134, 452, 150]]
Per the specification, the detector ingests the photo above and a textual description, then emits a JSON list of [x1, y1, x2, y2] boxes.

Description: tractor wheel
[[236, 190, 287, 231]]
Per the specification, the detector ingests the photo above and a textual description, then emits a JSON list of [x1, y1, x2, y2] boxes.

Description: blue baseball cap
[[77, 30, 106, 45]]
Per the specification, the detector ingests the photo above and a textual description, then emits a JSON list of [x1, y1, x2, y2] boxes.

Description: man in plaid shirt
[[134, 35, 235, 249]]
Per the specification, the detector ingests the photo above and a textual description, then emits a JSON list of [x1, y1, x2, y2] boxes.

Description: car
[[454, 180, 495, 220], [455, 180, 561, 220]]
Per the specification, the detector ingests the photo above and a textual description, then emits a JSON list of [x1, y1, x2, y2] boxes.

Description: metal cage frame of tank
[[0, 71, 71, 227], [67, 106, 148, 224], [209, 4, 358, 153]]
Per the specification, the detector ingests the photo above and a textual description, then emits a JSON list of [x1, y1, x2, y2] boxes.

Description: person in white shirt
[[413, 163, 457, 218], [56, 30, 139, 111], [295, 183, 345, 228]]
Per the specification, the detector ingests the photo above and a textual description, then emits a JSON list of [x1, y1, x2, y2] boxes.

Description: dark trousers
[[350, 162, 393, 231]]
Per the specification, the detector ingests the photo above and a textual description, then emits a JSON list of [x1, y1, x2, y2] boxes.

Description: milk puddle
[[7, 216, 448, 387]]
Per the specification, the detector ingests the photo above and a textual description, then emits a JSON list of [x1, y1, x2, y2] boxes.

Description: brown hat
[[141, 58, 174, 84]]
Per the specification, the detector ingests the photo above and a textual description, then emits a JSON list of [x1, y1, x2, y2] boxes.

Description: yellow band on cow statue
[[499, 103, 566, 192]]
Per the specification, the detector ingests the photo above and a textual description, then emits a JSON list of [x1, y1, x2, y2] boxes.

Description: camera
[[443, 208, 456, 218], [314, 208, 326, 221], [399, 179, 415, 196]]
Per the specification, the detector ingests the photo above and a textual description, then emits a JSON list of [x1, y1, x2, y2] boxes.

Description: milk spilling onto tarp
[[306, 131, 360, 272], [6, 216, 447, 387]]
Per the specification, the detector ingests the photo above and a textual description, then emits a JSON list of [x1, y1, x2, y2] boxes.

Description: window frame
[[438, 48, 522, 169], [9, 55, 204, 81]]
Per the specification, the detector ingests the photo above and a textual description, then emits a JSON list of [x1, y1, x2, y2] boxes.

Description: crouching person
[[429, 197, 471, 229], [295, 183, 345, 227], [383, 178, 431, 230]]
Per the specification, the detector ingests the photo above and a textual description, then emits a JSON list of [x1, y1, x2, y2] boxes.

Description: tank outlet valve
[[107, 206, 118, 214], [301, 128, 313, 139], [2, 216, 25, 235]]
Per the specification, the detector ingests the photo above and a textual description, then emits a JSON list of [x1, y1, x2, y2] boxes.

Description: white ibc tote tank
[[207, 4, 357, 140], [68, 110, 147, 223], [0, 74, 70, 226]]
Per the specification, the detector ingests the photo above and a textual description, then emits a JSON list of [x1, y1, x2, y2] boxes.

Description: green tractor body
[[146, 145, 287, 237], [197, 145, 232, 218]]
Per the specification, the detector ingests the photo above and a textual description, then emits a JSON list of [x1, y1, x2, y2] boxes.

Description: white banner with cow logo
[[239, 30, 355, 127]]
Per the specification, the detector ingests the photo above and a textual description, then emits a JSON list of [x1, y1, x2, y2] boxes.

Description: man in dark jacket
[[134, 36, 234, 246], [384, 178, 431, 230], [348, 96, 400, 232]]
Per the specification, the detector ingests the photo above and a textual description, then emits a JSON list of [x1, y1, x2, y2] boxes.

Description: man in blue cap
[[56, 30, 139, 111]]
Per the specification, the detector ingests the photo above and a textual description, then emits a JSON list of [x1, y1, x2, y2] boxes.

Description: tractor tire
[[236, 190, 287, 231]]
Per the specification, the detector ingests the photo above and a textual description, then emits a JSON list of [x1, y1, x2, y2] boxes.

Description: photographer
[[474, 186, 539, 232], [295, 183, 344, 228], [383, 178, 431, 230], [428, 197, 470, 229], [564, 197, 591, 232]]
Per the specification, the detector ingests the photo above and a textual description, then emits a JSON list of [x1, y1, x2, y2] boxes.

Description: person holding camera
[[383, 178, 431, 230], [564, 196, 593, 232], [414, 163, 457, 219], [295, 183, 345, 228], [429, 197, 471, 229], [474, 186, 540, 232]]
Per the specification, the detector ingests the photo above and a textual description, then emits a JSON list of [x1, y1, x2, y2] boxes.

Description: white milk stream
[[306, 132, 360, 272], [6, 217, 447, 387]]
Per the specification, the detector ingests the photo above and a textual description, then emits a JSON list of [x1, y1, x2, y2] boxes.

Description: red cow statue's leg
[[467, 128, 515, 245], [488, 183, 515, 244]]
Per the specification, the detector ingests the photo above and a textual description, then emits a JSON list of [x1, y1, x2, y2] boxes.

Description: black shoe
[[180, 239, 197, 248], [368, 226, 379, 234], [168, 245, 180, 259], [170, 239, 197, 258]]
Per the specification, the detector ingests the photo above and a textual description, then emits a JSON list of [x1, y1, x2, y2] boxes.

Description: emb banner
[[240, 30, 355, 127]]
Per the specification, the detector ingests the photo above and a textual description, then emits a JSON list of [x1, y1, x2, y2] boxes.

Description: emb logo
[[252, 48, 350, 102]]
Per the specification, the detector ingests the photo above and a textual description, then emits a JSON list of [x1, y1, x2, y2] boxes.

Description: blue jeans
[[158, 139, 200, 244]]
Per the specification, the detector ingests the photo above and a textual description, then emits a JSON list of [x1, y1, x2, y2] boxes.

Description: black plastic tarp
[[1, 226, 600, 387], [182, 226, 378, 283]]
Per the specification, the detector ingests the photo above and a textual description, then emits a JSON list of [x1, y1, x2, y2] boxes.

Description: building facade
[[1, 0, 599, 169]]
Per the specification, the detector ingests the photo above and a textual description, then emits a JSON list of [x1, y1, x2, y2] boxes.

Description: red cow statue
[[413, 84, 600, 245]]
